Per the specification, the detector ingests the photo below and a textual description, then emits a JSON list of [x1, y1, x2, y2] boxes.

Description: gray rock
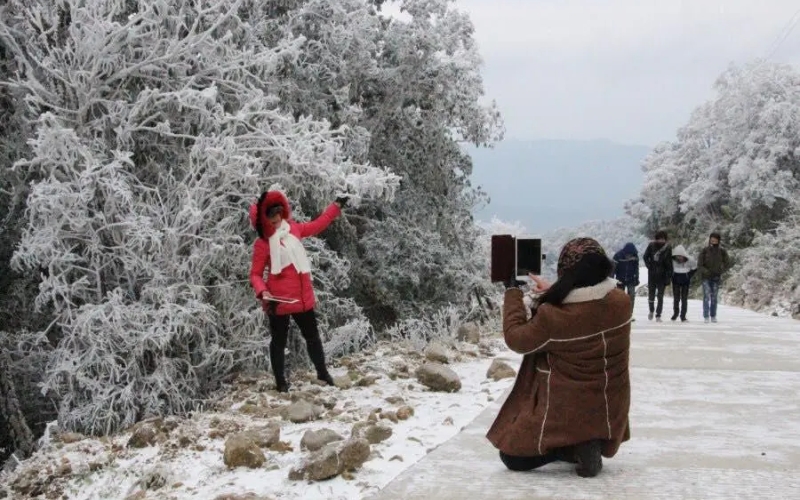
[[223, 433, 266, 469], [486, 359, 517, 381], [415, 363, 462, 392], [243, 423, 281, 448], [424, 342, 450, 364], [364, 424, 393, 444], [333, 376, 353, 389], [456, 323, 481, 343], [289, 438, 371, 481], [127, 420, 163, 448], [284, 400, 323, 423], [288, 446, 339, 481], [352, 422, 393, 444], [396, 405, 415, 420], [58, 432, 85, 444], [337, 438, 371, 471], [301, 428, 344, 452]]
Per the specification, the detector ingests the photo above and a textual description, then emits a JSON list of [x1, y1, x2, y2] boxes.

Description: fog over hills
[[467, 139, 650, 233]]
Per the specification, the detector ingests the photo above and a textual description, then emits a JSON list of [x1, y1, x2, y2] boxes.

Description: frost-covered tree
[[726, 201, 800, 318], [353, 0, 502, 327], [0, 0, 399, 434], [627, 61, 800, 246], [0, 11, 59, 465], [248, 0, 503, 328]]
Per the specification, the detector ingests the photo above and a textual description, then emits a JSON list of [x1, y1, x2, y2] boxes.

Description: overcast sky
[[394, 0, 800, 146]]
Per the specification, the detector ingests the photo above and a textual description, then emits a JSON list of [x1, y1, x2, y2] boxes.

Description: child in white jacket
[[671, 245, 697, 321]]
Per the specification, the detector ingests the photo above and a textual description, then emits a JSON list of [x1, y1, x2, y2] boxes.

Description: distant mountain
[[466, 139, 650, 233]]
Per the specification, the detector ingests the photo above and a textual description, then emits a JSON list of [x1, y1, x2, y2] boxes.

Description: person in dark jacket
[[613, 243, 639, 309], [642, 230, 672, 322], [670, 245, 697, 322], [697, 232, 731, 323]]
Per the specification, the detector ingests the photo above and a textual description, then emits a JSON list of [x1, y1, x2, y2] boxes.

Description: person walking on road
[[643, 230, 673, 322], [697, 232, 731, 323], [613, 242, 639, 311], [670, 245, 697, 322]]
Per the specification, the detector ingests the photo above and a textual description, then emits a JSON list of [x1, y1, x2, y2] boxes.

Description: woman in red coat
[[249, 190, 347, 392]]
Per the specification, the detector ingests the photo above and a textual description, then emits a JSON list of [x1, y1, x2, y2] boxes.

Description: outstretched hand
[[335, 196, 350, 208], [528, 273, 551, 293]]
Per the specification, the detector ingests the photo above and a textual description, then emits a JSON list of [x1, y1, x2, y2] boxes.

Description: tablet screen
[[516, 238, 542, 276]]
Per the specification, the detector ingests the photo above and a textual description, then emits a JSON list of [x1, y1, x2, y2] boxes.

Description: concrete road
[[369, 301, 800, 499]]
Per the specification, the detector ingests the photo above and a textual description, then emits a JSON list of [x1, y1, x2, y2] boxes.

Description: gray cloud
[[447, 0, 800, 145]]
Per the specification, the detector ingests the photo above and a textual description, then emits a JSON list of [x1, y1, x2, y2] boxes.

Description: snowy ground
[[372, 300, 800, 499], [0, 335, 516, 500]]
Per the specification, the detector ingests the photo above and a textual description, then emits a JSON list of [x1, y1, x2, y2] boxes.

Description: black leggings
[[499, 448, 577, 471], [268, 309, 328, 382], [648, 281, 666, 316], [672, 282, 689, 319]]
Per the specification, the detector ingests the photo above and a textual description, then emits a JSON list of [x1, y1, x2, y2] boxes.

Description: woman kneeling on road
[[249, 189, 348, 393], [487, 238, 631, 478]]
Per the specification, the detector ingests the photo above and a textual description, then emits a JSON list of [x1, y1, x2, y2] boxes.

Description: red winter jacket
[[249, 191, 341, 315]]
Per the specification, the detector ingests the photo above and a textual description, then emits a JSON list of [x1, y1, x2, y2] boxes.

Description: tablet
[[515, 236, 543, 279]]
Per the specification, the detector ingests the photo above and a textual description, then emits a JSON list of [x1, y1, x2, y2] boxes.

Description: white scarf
[[562, 277, 619, 304], [522, 277, 619, 319], [269, 220, 312, 275]]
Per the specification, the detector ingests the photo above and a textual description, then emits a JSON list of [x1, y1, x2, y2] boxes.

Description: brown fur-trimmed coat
[[486, 279, 632, 458]]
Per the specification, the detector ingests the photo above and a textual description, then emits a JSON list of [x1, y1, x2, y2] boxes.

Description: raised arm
[[297, 203, 342, 238], [503, 289, 552, 354], [249, 239, 270, 298]]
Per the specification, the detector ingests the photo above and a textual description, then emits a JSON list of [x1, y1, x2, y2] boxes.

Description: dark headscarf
[[557, 237, 607, 278]]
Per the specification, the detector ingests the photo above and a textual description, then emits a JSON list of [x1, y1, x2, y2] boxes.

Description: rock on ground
[[415, 363, 462, 392], [424, 342, 450, 364], [352, 422, 393, 444], [289, 438, 371, 481], [58, 432, 86, 444], [127, 418, 167, 448], [284, 400, 324, 423], [486, 359, 517, 381], [396, 405, 415, 420], [456, 323, 481, 343], [242, 423, 281, 448], [223, 433, 266, 469], [301, 428, 344, 452]]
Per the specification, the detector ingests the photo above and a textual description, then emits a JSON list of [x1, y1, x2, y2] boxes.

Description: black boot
[[294, 310, 335, 387], [269, 343, 289, 393], [574, 440, 603, 478], [317, 370, 335, 387]]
